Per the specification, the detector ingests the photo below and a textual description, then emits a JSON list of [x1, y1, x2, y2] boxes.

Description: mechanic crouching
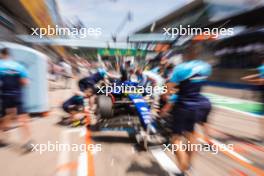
[[60, 88, 94, 127]]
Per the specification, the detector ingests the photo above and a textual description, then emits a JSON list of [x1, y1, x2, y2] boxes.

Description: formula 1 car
[[96, 80, 138, 118], [93, 80, 169, 149]]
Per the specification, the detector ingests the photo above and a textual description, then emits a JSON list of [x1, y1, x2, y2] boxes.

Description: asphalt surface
[[1, 84, 264, 176]]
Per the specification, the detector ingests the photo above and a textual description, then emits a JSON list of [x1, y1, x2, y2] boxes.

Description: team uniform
[[78, 68, 107, 92], [0, 59, 28, 117], [169, 60, 212, 134], [62, 95, 84, 113]]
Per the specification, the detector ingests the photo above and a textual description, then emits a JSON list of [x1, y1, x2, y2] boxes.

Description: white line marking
[[80, 128, 86, 137], [56, 128, 84, 176], [78, 127, 88, 176], [131, 146, 135, 154], [214, 105, 263, 118], [150, 147, 181, 176], [204, 92, 263, 117], [77, 152, 87, 176], [56, 130, 71, 176], [111, 158, 114, 166], [204, 92, 263, 104]]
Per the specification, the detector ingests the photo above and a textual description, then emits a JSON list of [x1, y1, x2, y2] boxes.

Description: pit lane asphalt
[[0, 84, 264, 176]]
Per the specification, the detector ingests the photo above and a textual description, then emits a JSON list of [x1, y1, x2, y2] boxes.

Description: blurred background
[[0, 0, 264, 176]]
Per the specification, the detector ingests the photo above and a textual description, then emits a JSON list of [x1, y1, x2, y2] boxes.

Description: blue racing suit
[[62, 95, 84, 113]]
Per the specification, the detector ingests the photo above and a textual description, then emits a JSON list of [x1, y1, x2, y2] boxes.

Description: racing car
[[93, 80, 169, 149]]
